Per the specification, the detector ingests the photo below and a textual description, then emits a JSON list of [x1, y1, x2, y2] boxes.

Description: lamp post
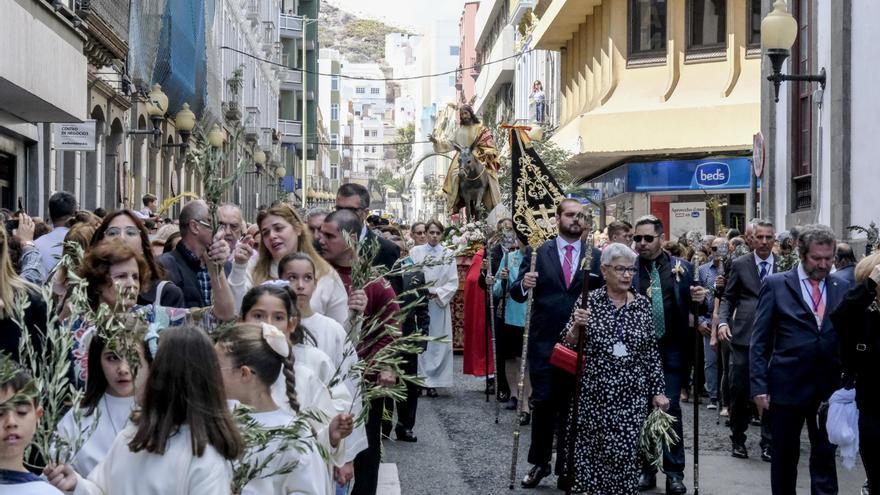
[[162, 103, 197, 152], [761, 0, 826, 103], [129, 84, 169, 145]]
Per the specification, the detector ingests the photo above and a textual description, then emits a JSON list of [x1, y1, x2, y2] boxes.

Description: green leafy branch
[[639, 408, 680, 468]]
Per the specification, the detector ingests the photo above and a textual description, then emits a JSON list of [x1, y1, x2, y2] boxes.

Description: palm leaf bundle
[[639, 408, 680, 468]]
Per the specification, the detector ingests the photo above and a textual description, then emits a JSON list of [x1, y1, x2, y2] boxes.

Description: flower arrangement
[[441, 221, 487, 257]]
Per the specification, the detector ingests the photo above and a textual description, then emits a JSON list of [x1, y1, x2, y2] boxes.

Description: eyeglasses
[[105, 226, 141, 238], [193, 219, 212, 229], [603, 265, 638, 276], [632, 235, 656, 243]]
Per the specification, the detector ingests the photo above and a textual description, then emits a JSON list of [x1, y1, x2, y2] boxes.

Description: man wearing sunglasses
[[631, 215, 707, 495]]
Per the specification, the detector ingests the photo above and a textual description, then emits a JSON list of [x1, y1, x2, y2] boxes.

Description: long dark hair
[[128, 326, 243, 459], [81, 335, 110, 416], [92, 209, 165, 284]]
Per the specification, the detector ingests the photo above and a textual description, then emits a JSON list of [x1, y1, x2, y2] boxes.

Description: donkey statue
[[453, 142, 489, 222]]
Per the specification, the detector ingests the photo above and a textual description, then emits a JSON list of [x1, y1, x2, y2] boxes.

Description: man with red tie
[[750, 224, 852, 494]]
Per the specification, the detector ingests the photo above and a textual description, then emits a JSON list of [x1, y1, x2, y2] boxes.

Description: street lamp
[[761, 0, 826, 103], [162, 103, 197, 152], [207, 124, 227, 148], [129, 84, 169, 145]]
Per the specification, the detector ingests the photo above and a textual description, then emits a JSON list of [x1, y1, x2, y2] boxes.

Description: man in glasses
[[159, 199, 232, 309], [632, 215, 706, 495], [335, 183, 399, 271], [409, 222, 427, 247]]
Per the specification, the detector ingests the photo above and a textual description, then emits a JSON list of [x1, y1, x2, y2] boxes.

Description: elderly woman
[[830, 252, 880, 491], [562, 242, 669, 494]]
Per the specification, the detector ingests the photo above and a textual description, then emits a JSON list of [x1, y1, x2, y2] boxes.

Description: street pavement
[[383, 355, 866, 495]]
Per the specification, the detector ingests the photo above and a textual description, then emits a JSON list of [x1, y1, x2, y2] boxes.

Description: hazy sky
[[325, 0, 464, 34]]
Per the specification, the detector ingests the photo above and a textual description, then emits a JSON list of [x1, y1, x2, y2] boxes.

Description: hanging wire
[[220, 45, 533, 82]]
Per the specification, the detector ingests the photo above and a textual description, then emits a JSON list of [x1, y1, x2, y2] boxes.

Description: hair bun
[[261, 323, 289, 358]]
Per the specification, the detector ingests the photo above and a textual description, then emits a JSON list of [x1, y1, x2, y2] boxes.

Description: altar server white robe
[[240, 409, 332, 495], [55, 394, 135, 477], [410, 244, 458, 388], [71, 424, 233, 495]]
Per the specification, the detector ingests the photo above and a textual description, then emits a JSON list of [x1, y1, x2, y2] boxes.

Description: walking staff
[[562, 224, 594, 495], [508, 251, 538, 489], [688, 240, 705, 495], [486, 242, 501, 423]]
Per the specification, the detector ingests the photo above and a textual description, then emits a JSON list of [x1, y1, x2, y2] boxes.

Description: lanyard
[[800, 279, 826, 313], [608, 298, 629, 342]]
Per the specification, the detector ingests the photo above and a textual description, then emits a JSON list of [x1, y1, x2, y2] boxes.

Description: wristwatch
[[22, 241, 36, 249]]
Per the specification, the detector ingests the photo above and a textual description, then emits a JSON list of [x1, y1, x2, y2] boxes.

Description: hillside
[[318, 2, 410, 63]]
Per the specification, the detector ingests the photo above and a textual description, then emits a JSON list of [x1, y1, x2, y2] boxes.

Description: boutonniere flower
[[579, 256, 589, 271], [672, 260, 686, 282]]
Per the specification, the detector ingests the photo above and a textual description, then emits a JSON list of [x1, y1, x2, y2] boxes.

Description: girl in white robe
[[215, 323, 334, 495], [410, 221, 459, 391], [228, 204, 348, 325], [55, 335, 136, 477], [45, 326, 244, 495], [238, 285, 358, 486]]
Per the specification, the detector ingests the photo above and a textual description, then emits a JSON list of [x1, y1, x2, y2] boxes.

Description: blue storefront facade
[[575, 157, 755, 240]]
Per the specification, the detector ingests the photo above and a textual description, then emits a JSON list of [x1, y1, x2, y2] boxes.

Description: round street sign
[[753, 132, 765, 178]]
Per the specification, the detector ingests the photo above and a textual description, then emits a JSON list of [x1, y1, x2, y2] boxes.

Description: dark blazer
[[830, 277, 880, 413], [159, 241, 231, 310], [511, 239, 603, 401], [363, 229, 400, 271], [750, 269, 851, 406], [835, 264, 855, 287], [719, 253, 777, 346], [632, 254, 700, 369]]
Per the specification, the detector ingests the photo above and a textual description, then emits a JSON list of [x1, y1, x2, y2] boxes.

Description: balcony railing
[[280, 68, 303, 87], [280, 14, 304, 38], [245, 0, 260, 26], [278, 119, 303, 145]]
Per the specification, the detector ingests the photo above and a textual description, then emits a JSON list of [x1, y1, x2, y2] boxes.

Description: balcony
[[245, 0, 260, 26], [531, 0, 602, 50], [473, 25, 515, 114], [279, 13, 303, 39], [278, 119, 303, 145], [262, 21, 276, 51], [279, 68, 303, 91], [244, 106, 261, 141]]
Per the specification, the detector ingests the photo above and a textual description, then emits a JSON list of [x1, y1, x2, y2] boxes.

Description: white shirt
[[754, 252, 775, 276], [56, 394, 135, 477], [797, 263, 827, 318], [73, 424, 233, 495], [555, 236, 581, 278], [241, 409, 332, 495], [0, 480, 63, 494], [34, 226, 69, 280]]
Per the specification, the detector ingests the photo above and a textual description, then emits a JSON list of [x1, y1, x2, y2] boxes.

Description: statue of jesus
[[429, 104, 502, 216]]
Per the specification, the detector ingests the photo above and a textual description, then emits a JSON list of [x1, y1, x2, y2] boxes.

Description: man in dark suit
[[717, 219, 776, 461], [630, 215, 707, 495], [511, 199, 603, 489], [751, 224, 851, 495], [335, 183, 400, 271]]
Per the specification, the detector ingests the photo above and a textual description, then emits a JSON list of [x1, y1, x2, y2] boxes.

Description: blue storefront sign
[[578, 157, 753, 200]]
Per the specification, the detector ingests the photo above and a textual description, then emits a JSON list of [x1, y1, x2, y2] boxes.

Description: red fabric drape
[[462, 248, 494, 376]]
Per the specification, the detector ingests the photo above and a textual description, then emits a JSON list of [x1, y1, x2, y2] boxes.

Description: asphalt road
[[383, 356, 866, 495]]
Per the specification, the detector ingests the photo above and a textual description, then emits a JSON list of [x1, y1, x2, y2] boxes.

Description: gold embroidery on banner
[[512, 148, 566, 249]]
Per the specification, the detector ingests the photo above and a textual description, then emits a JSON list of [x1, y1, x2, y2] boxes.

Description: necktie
[[759, 261, 769, 282], [650, 262, 666, 339], [562, 244, 574, 288], [808, 278, 826, 323]]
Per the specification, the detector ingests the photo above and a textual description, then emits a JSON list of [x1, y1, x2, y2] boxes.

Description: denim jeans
[[535, 101, 545, 123], [702, 334, 718, 400]]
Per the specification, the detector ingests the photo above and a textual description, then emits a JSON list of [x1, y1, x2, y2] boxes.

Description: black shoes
[[519, 412, 531, 425], [497, 390, 510, 403], [732, 443, 748, 459], [637, 472, 656, 491], [520, 463, 551, 488], [426, 387, 438, 398], [395, 428, 417, 443], [666, 476, 687, 494], [505, 397, 518, 411], [761, 446, 772, 462], [485, 378, 496, 396]]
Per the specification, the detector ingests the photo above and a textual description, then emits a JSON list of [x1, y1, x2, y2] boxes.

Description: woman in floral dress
[[560, 242, 669, 494]]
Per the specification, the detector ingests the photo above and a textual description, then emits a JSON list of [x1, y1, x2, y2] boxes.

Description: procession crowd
[[0, 187, 878, 495]]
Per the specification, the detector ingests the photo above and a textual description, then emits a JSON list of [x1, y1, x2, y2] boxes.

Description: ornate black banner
[[509, 128, 566, 249]]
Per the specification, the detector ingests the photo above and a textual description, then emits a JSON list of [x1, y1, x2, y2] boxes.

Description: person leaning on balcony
[[530, 80, 546, 124]]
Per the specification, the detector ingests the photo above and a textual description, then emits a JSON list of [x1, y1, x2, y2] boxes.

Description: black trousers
[[494, 314, 510, 397], [861, 409, 880, 493], [729, 343, 771, 446], [394, 352, 419, 431], [769, 402, 838, 495], [527, 368, 573, 474], [352, 397, 385, 495], [719, 340, 731, 408]]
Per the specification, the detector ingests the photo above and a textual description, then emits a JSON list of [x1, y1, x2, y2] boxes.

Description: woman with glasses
[[90, 210, 185, 308], [560, 242, 668, 494], [229, 203, 348, 326]]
